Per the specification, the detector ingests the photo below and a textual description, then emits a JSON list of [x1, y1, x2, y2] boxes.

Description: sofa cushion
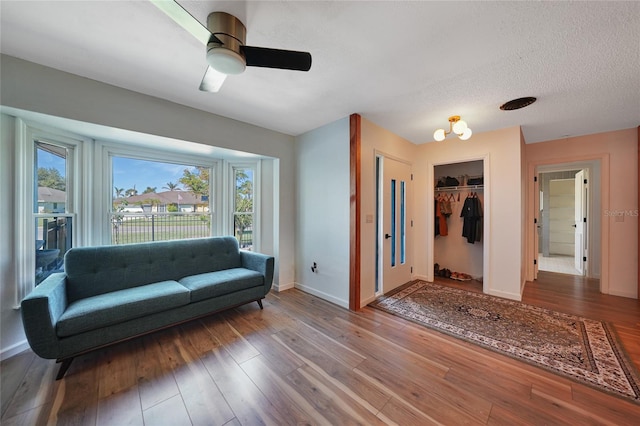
[[179, 268, 264, 303], [57, 280, 190, 337], [64, 237, 242, 303]]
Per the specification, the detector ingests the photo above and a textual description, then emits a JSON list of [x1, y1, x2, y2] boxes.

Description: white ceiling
[[1, 0, 639, 144]]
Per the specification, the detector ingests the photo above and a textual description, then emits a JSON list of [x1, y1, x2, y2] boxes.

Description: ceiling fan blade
[[241, 46, 312, 71], [199, 66, 227, 92], [149, 0, 220, 45]]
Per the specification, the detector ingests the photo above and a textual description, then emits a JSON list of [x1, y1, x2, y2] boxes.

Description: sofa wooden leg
[[257, 299, 263, 309], [56, 358, 74, 380]]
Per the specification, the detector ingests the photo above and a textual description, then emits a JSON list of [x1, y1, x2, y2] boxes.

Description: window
[[14, 120, 84, 304], [110, 156, 213, 244], [232, 166, 255, 250], [14, 119, 263, 305], [34, 141, 74, 284]]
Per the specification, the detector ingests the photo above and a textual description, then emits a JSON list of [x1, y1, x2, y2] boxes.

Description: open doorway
[[537, 169, 587, 275], [433, 160, 484, 283], [535, 161, 601, 282]]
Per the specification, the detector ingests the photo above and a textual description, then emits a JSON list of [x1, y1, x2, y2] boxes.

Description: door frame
[[427, 155, 491, 294], [536, 170, 589, 276], [574, 169, 587, 275], [527, 156, 608, 293]]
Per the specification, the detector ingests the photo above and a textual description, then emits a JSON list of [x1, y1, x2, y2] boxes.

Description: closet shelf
[[435, 185, 484, 191]]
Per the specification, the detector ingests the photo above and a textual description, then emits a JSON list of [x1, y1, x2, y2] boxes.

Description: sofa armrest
[[20, 272, 68, 359], [240, 251, 275, 295]]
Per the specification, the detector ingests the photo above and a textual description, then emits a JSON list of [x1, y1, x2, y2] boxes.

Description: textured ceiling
[[1, 1, 639, 144]]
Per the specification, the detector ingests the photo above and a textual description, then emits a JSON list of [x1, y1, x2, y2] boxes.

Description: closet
[[434, 160, 484, 282]]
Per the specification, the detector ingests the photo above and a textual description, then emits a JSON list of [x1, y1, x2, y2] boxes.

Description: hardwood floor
[[2, 272, 640, 425]]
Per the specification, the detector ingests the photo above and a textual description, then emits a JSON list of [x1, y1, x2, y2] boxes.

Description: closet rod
[[435, 185, 484, 192]]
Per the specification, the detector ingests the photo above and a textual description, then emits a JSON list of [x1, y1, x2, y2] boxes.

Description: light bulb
[[452, 119, 467, 135], [434, 129, 446, 141], [459, 127, 473, 140], [206, 45, 246, 75]]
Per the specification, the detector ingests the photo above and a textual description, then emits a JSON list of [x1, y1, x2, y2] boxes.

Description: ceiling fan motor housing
[[206, 12, 247, 74]]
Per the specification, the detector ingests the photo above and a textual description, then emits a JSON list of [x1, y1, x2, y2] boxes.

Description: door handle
[[572, 224, 577, 228], [385, 233, 392, 239]]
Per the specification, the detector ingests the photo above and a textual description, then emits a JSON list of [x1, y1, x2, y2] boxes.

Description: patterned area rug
[[369, 281, 640, 404]]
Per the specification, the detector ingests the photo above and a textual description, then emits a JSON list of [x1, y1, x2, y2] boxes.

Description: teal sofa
[[21, 236, 274, 379]]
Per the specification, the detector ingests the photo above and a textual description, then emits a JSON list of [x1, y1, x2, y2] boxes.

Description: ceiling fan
[[150, 0, 312, 92]]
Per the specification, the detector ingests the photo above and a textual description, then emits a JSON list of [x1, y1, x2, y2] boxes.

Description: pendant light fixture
[[433, 115, 472, 141]]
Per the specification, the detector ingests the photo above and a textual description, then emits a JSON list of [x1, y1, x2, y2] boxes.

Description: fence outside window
[[110, 212, 213, 245]]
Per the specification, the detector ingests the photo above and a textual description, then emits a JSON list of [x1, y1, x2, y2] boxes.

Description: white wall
[[294, 118, 350, 307], [415, 126, 524, 300], [0, 55, 297, 358]]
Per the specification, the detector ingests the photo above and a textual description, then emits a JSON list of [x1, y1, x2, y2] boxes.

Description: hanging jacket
[[436, 199, 448, 236], [460, 196, 482, 243]]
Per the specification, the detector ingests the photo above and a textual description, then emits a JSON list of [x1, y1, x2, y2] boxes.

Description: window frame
[[14, 119, 86, 305], [96, 141, 221, 245], [229, 162, 261, 252]]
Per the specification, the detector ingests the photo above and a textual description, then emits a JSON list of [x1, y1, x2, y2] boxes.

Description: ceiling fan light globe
[[434, 129, 446, 141], [459, 128, 473, 140], [452, 119, 467, 135], [206, 47, 246, 75]]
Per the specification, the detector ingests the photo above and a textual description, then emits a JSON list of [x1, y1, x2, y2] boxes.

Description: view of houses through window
[[32, 144, 258, 287], [111, 156, 213, 245], [34, 141, 73, 285]]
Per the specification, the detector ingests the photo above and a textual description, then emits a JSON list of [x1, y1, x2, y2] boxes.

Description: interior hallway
[[537, 254, 581, 275]]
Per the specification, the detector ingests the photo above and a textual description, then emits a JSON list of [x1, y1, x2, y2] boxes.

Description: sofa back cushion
[[64, 237, 242, 302]]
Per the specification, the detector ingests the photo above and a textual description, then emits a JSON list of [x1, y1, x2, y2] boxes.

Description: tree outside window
[[234, 168, 254, 250]]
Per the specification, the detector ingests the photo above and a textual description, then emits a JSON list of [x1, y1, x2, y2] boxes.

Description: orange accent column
[[350, 114, 362, 311]]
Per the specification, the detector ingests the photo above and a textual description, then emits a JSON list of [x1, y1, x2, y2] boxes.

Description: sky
[[112, 157, 192, 195], [38, 149, 65, 175], [38, 149, 252, 197]]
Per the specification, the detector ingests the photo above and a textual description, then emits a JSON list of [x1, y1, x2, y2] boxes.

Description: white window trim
[[228, 161, 261, 252], [95, 140, 221, 245], [14, 119, 87, 306]]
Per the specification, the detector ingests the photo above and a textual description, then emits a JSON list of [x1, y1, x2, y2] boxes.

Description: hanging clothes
[[434, 198, 440, 236], [435, 198, 448, 236], [474, 198, 483, 242], [460, 194, 482, 244]]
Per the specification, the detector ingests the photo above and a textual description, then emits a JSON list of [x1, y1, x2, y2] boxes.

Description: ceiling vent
[[500, 97, 537, 111]]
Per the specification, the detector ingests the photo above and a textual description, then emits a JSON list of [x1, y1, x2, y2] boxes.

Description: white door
[[549, 179, 575, 256], [574, 170, 587, 274], [382, 158, 412, 293]]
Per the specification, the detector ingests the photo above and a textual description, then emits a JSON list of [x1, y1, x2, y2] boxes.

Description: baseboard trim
[[608, 289, 638, 299], [360, 294, 378, 308], [1, 340, 29, 361], [294, 282, 349, 309], [273, 282, 295, 292], [488, 288, 522, 301]]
